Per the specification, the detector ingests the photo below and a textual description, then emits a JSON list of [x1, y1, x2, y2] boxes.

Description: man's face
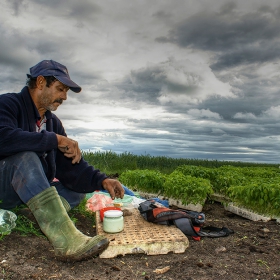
[[39, 79, 69, 111]]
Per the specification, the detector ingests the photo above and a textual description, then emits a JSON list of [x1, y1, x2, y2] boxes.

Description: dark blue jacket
[[0, 86, 107, 193]]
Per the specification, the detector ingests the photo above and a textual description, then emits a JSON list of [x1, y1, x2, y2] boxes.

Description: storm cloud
[[1, 0, 280, 163]]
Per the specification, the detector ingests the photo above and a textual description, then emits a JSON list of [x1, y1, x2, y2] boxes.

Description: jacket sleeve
[[0, 93, 57, 157], [55, 152, 108, 193]]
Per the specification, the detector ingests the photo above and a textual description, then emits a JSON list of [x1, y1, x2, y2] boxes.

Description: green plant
[[228, 180, 280, 216], [69, 198, 96, 226], [81, 151, 278, 175], [175, 165, 214, 180], [13, 215, 43, 237], [257, 259, 269, 270], [240, 167, 280, 179], [119, 169, 166, 194], [163, 170, 213, 205], [82, 151, 138, 174], [209, 166, 246, 194]]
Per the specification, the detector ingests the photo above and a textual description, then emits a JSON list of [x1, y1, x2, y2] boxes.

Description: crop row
[[119, 165, 280, 217], [83, 151, 280, 217]]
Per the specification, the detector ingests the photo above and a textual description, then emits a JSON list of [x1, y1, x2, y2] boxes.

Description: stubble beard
[[40, 93, 59, 112]]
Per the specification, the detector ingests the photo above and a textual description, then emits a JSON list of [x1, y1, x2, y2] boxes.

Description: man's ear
[[36, 76, 45, 90]]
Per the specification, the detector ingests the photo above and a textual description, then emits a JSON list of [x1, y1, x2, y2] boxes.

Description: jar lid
[[104, 210, 123, 218]]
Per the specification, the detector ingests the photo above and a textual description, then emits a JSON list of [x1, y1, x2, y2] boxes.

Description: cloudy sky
[[1, 0, 280, 164]]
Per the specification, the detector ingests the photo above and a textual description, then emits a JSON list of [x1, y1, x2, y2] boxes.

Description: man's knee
[[2, 151, 41, 169], [16, 151, 40, 163]]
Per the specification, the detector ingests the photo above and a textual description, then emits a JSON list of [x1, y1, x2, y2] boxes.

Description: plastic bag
[[86, 192, 113, 212], [0, 209, 17, 235]]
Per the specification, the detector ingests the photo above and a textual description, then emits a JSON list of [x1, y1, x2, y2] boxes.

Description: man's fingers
[[114, 188, 123, 199], [71, 154, 82, 164], [113, 185, 124, 199], [102, 179, 125, 200], [61, 148, 81, 164]]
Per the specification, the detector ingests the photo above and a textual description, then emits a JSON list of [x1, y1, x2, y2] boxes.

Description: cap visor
[[54, 75, 82, 93]]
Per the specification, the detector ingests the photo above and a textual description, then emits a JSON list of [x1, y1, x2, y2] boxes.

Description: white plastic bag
[[0, 209, 17, 235]]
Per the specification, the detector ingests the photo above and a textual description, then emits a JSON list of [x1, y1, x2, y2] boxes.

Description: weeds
[[257, 259, 270, 270], [13, 215, 43, 237], [69, 198, 96, 226]]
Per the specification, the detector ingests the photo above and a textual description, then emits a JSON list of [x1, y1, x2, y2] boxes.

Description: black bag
[[138, 199, 234, 240]]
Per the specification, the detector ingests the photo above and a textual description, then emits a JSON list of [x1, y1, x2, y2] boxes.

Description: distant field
[[82, 150, 279, 175]]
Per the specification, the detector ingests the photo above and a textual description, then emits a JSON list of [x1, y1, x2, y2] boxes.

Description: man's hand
[[57, 134, 82, 164], [102, 178, 124, 200]]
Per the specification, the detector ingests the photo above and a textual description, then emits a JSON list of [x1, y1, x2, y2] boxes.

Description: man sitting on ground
[[0, 60, 124, 262]]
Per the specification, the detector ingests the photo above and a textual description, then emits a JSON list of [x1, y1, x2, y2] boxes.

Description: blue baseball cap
[[28, 60, 82, 93]]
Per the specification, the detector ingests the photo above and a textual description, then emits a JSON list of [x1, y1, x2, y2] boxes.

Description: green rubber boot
[[27, 187, 109, 262]]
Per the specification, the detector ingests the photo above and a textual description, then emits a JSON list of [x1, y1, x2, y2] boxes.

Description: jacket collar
[[19, 86, 52, 131]]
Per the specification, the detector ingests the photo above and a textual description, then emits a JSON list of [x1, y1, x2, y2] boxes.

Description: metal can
[[103, 210, 124, 233]]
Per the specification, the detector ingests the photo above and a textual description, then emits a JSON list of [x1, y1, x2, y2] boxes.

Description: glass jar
[[103, 210, 124, 233]]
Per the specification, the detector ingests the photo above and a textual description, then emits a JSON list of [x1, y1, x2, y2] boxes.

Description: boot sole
[[56, 238, 110, 262]]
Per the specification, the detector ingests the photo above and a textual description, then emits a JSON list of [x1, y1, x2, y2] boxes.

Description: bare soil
[[1, 201, 280, 280]]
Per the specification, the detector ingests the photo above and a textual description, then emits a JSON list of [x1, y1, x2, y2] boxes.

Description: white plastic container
[[103, 210, 124, 233]]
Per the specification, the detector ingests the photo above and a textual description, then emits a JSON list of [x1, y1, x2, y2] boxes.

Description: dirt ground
[[1, 200, 280, 280]]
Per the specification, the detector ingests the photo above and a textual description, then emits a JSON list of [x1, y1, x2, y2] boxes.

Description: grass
[[13, 214, 43, 237], [8, 205, 44, 237], [69, 198, 96, 226]]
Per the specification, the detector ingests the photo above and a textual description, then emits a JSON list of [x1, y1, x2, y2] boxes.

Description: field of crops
[[83, 151, 280, 217], [82, 150, 278, 174]]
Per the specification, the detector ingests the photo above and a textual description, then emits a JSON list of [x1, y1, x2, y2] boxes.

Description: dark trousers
[[0, 151, 85, 210]]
